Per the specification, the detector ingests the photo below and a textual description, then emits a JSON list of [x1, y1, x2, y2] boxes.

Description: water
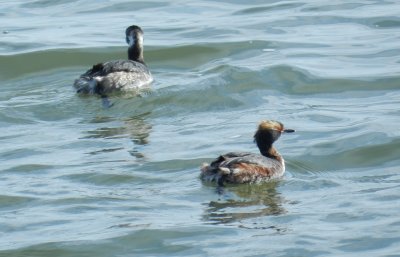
[[1, 1, 400, 256]]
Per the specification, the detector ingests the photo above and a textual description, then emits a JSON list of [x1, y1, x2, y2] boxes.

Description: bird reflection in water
[[202, 181, 288, 231], [83, 112, 152, 159]]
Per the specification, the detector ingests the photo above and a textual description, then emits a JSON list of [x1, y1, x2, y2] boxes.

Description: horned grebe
[[74, 25, 153, 96], [201, 120, 295, 185]]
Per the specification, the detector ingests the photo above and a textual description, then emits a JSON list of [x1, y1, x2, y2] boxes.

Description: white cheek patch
[[128, 35, 135, 46], [137, 36, 143, 46]]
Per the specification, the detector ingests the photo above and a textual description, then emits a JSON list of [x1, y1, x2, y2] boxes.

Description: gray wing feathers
[[101, 60, 151, 75], [220, 153, 271, 168], [74, 60, 152, 93]]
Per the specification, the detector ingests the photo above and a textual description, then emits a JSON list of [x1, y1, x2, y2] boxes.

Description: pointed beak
[[283, 129, 295, 133]]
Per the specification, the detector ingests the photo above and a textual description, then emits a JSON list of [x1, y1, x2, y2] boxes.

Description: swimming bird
[[201, 120, 295, 185], [74, 25, 153, 96]]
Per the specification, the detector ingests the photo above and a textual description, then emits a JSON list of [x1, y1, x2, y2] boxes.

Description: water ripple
[[1, 0, 400, 256]]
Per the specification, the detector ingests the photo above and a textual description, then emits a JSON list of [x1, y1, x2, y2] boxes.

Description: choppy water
[[1, 1, 400, 256]]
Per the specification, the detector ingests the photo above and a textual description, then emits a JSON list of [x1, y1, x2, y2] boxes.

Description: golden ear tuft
[[258, 120, 284, 132]]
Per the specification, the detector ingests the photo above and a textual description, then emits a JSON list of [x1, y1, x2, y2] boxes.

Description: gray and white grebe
[[201, 120, 295, 185], [74, 25, 153, 96]]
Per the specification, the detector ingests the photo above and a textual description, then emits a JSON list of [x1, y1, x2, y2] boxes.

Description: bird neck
[[257, 141, 281, 162], [128, 46, 144, 64], [264, 146, 282, 161]]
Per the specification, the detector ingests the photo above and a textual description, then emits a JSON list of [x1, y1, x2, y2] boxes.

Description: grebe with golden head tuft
[[201, 120, 295, 185]]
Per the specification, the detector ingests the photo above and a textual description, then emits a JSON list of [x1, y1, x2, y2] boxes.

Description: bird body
[[74, 25, 152, 96], [201, 120, 294, 185]]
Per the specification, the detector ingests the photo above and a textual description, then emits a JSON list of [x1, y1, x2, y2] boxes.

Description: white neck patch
[[136, 35, 143, 47], [128, 34, 143, 47]]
